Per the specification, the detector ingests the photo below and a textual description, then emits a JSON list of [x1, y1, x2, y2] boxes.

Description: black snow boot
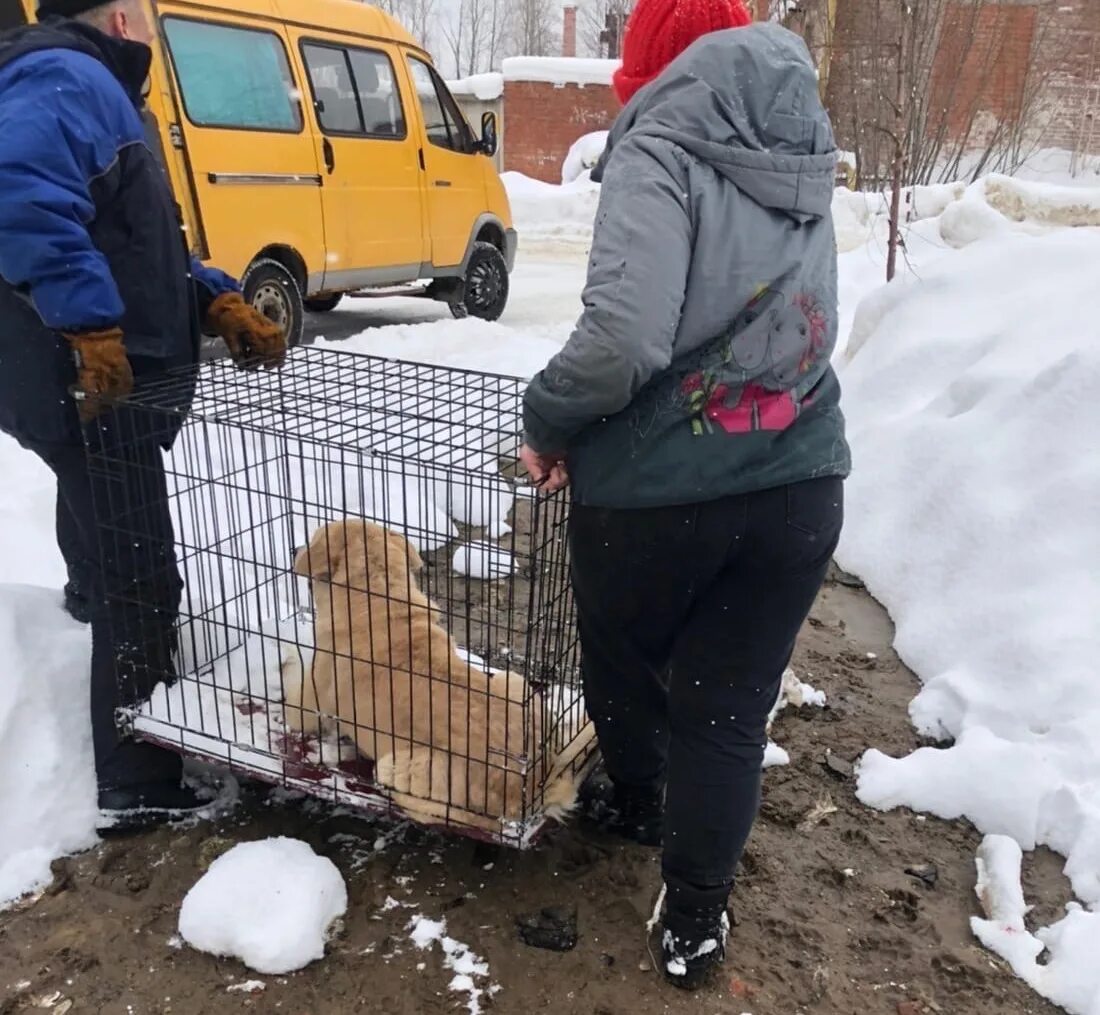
[[98, 779, 211, 835], [63, 581, 93, 624], [579, 766, 663, 847], [660, 881, 732, 991]]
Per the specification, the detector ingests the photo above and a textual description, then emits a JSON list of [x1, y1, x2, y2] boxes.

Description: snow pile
[[0, 587, 97, 908], [503, 172, 601, 248], [502, 56, 618, 87], [839, 227, 1100, 1012], [561, 130, 608, 185], [446, 72, 503, 102], [409, 914, 491, 1015], [179, 837, 347, 974]]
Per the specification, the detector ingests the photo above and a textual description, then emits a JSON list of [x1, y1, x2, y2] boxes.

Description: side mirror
[[479, 111, 498, 157]]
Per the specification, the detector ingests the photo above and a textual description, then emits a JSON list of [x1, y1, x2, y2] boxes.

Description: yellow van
[[14, 0, 517, 344]]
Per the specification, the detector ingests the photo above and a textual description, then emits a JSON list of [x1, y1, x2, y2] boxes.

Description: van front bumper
[[504, 228, 518, 273]]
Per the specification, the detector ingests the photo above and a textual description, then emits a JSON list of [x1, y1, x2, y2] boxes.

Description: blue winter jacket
[[0, 19, 237, 446]]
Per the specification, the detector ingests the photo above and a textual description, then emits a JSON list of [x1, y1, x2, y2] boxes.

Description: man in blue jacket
[[0, 0, 286, 828]]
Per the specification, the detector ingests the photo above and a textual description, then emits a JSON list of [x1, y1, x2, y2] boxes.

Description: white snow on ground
[[561, 130, 608, 185], [408, 913, 491, 1015], [838, 215, 1100, 1010], [0, 587, 97, 908], [178, 837, 347, 974], [1, 145, 1099, 1011]]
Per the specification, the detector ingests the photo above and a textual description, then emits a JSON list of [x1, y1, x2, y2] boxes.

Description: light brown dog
[[283, 519, 583, 826]]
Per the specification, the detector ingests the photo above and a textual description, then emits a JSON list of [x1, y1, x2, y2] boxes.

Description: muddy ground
[[0, 574, 1065, 1015]]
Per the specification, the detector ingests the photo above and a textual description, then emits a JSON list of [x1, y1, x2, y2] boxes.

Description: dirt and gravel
[[0, 572, 1064, 1015]]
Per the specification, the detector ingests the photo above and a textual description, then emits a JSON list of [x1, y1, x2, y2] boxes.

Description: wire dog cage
[[85, 347, 595, 846]]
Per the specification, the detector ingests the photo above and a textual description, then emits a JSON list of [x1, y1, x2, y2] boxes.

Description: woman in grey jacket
[[521, 0, 850, 991]]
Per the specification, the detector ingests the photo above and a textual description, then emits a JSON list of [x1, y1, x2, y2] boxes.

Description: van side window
[[303, 44, 407, 139], [163, 19, 301, 132], [409, 57, 472, 154]]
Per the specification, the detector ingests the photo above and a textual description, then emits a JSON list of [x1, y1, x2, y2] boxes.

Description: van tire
[[305, 293, 343, 314], [242, 258, 305, 348], [455, 242, 509, 322]]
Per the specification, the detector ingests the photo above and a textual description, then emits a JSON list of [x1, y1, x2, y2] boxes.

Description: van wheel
[[242, 258, 305, 348], [455, 242, 509, 322], [305, 293, 343, 314]]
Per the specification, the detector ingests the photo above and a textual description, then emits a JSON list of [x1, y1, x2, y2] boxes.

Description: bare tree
[[579, 0, 631, 58], [373, 0, 438, 47], [511, 0, 559, 58], [441, 0, 511, 76]]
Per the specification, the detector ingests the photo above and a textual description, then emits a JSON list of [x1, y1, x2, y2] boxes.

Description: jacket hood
[[599, 23, 836, 222], [0, 19, 151, 106]]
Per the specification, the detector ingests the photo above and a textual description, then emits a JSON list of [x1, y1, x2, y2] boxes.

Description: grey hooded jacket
[[523, 23, 851, 509]]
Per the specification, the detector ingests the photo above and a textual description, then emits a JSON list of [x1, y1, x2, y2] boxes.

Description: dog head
[[294, 520, 424, 597]]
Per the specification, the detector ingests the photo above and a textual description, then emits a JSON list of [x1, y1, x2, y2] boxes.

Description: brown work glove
[[65, 327, 134, 423], [206, 292, 287, 370]]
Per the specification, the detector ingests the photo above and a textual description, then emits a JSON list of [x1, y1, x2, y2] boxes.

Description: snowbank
[[502, 57, 618, 87], [502, 172, 601, 248], [446, 72, 503, 102], [562, 131, 608, 185], [839, 227, 1100, 1012], [179, 837, 347, 974], [0, 587, 97, 908]]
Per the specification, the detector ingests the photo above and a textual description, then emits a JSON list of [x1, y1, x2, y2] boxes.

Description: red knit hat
[[612, 0, 753, 105]]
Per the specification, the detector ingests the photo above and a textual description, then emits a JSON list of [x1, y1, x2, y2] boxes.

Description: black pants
[[570, 478, 843, 891], [27, 405, 184, 789]]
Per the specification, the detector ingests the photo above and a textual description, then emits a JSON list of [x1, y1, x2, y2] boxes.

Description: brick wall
[[1032, 0, 1099, 153], [928, 3, 1038, 139], [503, 80, 620, 183]]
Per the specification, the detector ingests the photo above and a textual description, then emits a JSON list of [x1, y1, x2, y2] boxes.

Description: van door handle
[[323, 138, 335, 175], [434, 180, 452, 188]]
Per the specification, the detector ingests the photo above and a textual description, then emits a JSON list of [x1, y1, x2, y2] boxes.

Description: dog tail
[[540, 771, 580, 820]]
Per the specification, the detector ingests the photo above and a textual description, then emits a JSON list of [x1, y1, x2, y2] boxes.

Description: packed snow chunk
[[409, 914, 490, 1015], [0, 586, 97, 909], [562, 131, 608, 185], [983, 174, 1100, 228], [969, 836, 1100, 1015], [437, 476, 514, 536], [762, 669, 825, 769], [179, 838, 347, 974], [937, 187, 1013, 248], [453, 542, 516, 581], [969, 835, 1045, 982]]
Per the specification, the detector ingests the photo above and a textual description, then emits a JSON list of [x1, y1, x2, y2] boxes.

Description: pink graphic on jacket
[[681, 290, 827, 436]]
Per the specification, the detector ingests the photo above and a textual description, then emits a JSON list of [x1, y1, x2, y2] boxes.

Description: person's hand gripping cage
[[205, 292, 288, 371]]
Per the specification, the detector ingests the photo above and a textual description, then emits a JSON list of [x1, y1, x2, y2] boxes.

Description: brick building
[[501, 58, 620, 183]]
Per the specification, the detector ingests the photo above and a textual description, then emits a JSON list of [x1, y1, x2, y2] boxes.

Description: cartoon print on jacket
[[679, 287, 829, 436]]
